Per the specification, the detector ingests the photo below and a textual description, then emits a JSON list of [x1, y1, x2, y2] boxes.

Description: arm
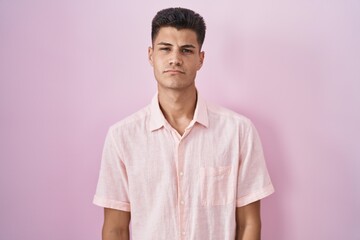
[[102, 208, 131, 240], [235, 200, 261, 240]]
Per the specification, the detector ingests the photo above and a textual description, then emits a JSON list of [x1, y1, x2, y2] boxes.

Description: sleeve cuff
[[236, 183, 275, 207], [93, 195, 131, 212]]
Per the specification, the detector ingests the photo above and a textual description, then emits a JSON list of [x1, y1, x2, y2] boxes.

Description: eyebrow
[[181, 44, 196, 49], [157, 42, 172, 46], [157, 42, 196, 49]]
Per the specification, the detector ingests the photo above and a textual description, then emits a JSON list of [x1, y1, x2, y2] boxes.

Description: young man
[[94, 7, 274, 240]]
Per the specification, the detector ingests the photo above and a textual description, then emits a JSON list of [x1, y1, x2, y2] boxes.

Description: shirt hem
[[93, 195, 131, 212], [236, 184, 275, 207]]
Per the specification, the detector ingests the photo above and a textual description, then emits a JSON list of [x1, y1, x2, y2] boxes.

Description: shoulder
[[206, 103, 263, 145], [206, 102, 253, 127], [108, 104, 151, 134]]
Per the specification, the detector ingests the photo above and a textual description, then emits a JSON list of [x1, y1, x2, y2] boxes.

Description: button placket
[[178, 140, 187, 239]]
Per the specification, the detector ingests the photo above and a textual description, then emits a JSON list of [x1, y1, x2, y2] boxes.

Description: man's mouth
[[164, 69, 185, 74]]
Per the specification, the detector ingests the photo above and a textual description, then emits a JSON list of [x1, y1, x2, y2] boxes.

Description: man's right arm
[[102, 208, 131, 240]]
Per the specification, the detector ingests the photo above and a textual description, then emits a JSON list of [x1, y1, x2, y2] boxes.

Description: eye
[[181, 48, 193, 54], [159, 47, 171, 52]]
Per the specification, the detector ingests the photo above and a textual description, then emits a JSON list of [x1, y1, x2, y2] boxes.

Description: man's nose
[[169, 51, 182, 66]]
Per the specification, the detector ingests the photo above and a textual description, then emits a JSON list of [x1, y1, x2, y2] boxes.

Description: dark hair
[[151, 7, 206, 48]]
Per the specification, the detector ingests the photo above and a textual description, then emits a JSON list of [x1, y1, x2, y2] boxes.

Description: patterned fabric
[[93, 94, 274, 239]]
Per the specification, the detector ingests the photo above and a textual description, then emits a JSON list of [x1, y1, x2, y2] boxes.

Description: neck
[[158, 87, 197, 135]]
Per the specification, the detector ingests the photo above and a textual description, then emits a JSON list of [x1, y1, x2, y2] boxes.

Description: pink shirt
[[93, 95, 274, 239]]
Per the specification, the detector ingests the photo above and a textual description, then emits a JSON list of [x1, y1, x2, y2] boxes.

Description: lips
[[164, 69, 185, 74]]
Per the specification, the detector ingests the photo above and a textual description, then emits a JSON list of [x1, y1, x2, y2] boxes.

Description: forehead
[[154, 27, 199, 47]]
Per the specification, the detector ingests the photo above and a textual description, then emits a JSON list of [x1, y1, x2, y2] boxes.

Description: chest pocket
[[200, 165, 235, 206]]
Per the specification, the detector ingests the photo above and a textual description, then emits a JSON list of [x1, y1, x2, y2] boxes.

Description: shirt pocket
[[200, 165, 235, 206]]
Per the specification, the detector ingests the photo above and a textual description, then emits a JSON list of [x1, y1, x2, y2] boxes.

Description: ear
[[148, 47, 154, 66], [198, 51, 205, 70]]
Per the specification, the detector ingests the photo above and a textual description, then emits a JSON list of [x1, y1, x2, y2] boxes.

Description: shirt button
[[179, 171, 184, 176], [182, 231, 186, 235], [180, 200, 184, 205]]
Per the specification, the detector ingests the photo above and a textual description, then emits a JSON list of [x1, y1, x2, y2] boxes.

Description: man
[[94, 7, 274, 240]]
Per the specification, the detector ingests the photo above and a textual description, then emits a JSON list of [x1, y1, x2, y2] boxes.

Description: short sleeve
[[93, 127, 131, 211], [236, 120, 274, 207]]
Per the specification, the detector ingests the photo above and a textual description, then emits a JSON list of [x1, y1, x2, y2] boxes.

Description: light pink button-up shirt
[[93, 95, 274, 239]]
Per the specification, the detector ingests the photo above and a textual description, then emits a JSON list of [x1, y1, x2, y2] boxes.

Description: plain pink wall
[[1, 0, 359, 239]]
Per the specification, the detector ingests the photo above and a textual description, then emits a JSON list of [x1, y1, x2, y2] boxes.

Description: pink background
[[1, 0, 359, 239]]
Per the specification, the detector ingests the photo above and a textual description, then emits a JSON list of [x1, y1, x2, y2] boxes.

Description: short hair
[[151, 7, 206, 48]]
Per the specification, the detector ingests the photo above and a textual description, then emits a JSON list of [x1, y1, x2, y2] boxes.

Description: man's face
[[148, 27, 204, 92]]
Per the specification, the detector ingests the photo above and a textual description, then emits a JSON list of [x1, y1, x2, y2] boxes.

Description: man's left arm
[[235, 200, 261, 240]]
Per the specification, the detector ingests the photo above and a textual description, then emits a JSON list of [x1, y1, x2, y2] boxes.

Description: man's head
[[149, 8, 206, 92], [151, 7, 206, 49]]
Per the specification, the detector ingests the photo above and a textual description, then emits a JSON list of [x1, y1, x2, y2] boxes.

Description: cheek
[[153, 57, 165, 67], [190, 61, 201, 71], [197, 60, 203, 70], [154, 62, 163, 73], [153, 61, 164, 76]]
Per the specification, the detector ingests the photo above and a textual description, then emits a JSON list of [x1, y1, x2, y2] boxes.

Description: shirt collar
[[149, 95, 166, 131], [192, 94, 209, 128], [149, 93, 209, 132]]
